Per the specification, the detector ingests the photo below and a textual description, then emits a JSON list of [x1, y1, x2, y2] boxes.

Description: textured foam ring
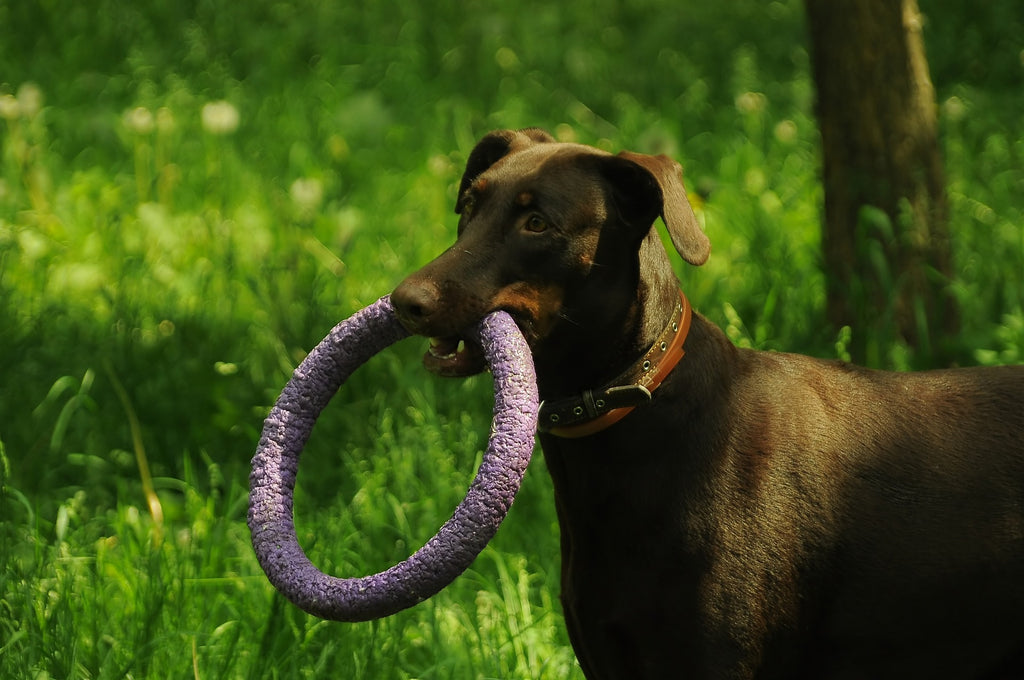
[[248, 295, 539, 621]]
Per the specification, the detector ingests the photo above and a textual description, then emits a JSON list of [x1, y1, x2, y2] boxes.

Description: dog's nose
[[391, 277, 442, 334]]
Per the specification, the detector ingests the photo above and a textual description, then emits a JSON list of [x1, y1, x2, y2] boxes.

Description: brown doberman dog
[[390, 128, 1024, 679]]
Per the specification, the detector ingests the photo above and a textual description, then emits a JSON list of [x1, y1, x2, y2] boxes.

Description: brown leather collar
[[539, 290, 692, 438]]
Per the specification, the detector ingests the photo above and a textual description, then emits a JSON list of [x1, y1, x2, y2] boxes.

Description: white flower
[[16, 82, 43, 119], [773, 119, 798, 144], [201, 100, 240, 135], [124, 106, 154, 134], [735, 91, 767, 114], [290, 177, 324, 214], [0, 94, 19, 120]]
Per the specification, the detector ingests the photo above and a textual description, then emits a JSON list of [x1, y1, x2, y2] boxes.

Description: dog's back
[[719, 351, 1024, 677]]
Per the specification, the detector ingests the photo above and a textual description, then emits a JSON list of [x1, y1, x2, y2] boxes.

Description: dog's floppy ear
[[456, 128, 555, 213], [604, 151, 711, 266]]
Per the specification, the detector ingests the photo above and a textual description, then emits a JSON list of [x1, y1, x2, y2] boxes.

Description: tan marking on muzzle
[[492, 283, 565, 338]]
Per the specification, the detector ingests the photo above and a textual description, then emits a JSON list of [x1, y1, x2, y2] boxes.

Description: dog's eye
[[459, 194, 476, 216], [525, 215, 548, 233]]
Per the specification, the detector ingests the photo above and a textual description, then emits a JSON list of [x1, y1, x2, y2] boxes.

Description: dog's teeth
[[428, 337, 460, 360], [427, 338, 444, 358]]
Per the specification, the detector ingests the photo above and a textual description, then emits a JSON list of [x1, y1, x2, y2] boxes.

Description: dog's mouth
[[422, 310, 538, 377], [423, 335, 488, 377]]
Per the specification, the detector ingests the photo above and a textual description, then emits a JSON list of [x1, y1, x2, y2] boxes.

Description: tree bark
[[804, 0, 957, 366]]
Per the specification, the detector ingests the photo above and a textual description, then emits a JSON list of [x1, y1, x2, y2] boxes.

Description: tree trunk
[[804, 0, 957, 367]]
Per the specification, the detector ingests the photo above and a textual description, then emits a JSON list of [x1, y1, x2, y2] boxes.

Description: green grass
[[1, 0, 1022, 677]]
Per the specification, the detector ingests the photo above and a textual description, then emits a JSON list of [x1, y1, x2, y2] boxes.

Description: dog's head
[[391, 128, 709, 382]]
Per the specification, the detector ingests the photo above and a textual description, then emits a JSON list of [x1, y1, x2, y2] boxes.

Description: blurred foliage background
[[0, 0, 1021, 677]]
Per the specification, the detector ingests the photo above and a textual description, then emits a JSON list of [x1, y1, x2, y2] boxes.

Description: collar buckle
[[539, 385, 651, 431], [539, 290, 692, 439]]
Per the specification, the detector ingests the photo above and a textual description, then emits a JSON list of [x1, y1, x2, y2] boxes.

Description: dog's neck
[[533, 232, 681, 401], [537, 289, 691, 437]]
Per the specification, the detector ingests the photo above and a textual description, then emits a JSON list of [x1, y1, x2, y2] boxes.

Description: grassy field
[[1, 0, 1022, 677]]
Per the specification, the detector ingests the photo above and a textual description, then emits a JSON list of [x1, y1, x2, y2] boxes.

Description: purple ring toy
[[248, 295, 539, 621]]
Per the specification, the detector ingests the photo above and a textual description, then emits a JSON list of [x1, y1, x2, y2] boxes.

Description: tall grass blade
[[103, 359, 164, 545]]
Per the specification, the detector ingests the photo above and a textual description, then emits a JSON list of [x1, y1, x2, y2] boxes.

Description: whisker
[[558, 312, 582, 328]]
